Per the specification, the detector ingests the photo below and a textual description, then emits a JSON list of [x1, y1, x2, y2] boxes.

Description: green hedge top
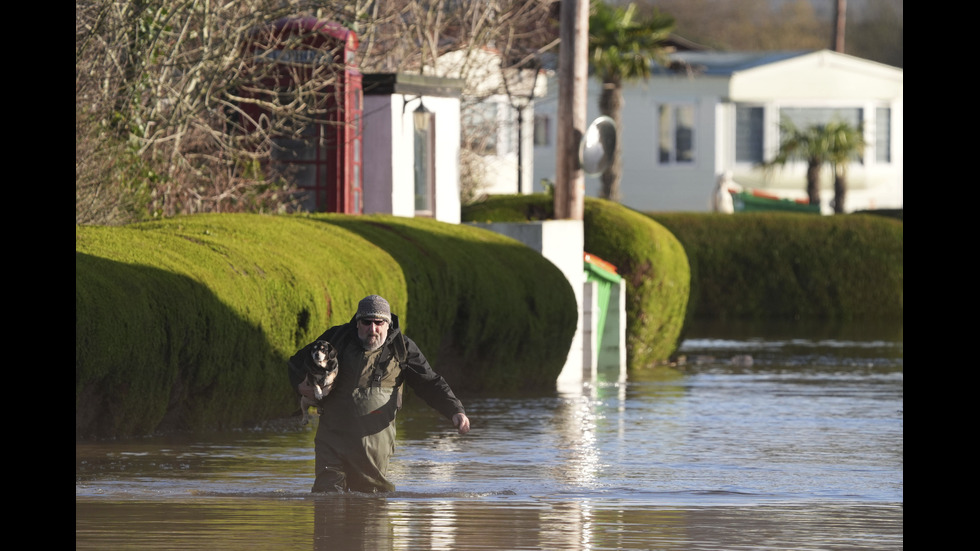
[[648, 212, 904, 322]]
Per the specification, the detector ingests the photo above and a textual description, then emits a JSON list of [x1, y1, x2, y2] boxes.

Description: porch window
[[875, 107, 891, 163], [658, 103, 695, 164], [533, 113, 551, 146], [414, 104, 435, 216]]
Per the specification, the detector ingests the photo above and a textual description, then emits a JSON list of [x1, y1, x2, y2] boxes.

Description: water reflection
[[77, 322, 903, 550], [550, 391, 601, 489], [300, 496, 902, 551]]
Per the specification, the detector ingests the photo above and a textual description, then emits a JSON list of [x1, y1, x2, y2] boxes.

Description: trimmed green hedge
[[461, 194, 903, 364], [462, 195, 691, 369], [76, 213, 576, 439], [77, 201, 902, 439], [646, 212, 904, 323], [319, 215, 577, 390]]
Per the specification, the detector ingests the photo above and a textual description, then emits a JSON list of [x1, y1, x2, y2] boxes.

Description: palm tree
[[589, 1, 675, 202], [825, 120, 865, 214], [765, 119, 833, 207], [766, 119, 866, 212]]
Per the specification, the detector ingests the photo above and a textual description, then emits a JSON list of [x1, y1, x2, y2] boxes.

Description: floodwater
[[76, 321, 903, 550]]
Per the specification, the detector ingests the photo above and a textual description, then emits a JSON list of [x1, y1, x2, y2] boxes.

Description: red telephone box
[[241, 18, 362, 213]]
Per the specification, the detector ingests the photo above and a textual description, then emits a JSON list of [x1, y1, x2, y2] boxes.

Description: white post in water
[[465, 221, 587, 392]]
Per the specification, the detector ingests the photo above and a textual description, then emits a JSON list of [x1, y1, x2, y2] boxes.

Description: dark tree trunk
[[833, 170, 847, 214], [806, 158, 822, 206], [598, 79, 623, 202]]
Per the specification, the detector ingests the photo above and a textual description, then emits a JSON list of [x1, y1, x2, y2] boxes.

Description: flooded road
[[77, 323, 903, 550]]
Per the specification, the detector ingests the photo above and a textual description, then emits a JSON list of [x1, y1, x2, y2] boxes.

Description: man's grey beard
[[361, 335, 384, 351]]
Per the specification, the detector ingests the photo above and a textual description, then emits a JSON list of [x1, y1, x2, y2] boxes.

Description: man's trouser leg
[[312, 441, 346, 493]]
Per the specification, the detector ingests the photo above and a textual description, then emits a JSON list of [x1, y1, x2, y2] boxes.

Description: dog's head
[[310, 340, 339, 372]]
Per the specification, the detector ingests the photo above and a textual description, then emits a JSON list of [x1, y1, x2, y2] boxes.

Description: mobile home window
[[779, 107, 864, 164], [735, 105, 764, 163], [658, 103, 695, 164], [780, 107, 861, 129]]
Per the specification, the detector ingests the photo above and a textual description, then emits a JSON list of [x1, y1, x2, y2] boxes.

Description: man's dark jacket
[[287, 314, 465, 420]]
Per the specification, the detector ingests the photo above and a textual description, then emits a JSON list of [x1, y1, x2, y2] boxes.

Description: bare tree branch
[[77, 0, 559, 224]]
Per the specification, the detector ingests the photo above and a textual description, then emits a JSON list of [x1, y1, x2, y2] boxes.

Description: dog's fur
[[300, 340, 339, 425]]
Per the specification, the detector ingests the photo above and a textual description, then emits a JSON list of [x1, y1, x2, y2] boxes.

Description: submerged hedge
[[462, 195, 691, 369], [76, 213, 576, 439]]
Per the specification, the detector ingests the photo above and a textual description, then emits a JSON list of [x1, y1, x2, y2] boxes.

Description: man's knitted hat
[[356, 295, 391, 323]]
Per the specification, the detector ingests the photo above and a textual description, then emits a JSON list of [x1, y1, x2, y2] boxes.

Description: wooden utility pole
[[832, 0, 847, 53], [555, 0, 588, 220]]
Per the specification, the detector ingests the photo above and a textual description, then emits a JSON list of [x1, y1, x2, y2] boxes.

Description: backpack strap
[[391, 332, 409, 365], [368, 332, 409, 388]]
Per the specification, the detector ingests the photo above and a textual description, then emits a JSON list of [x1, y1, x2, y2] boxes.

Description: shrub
[[463, 194, 691, 368], [76, 213, 576, 438], [647, 212, 904, 322]]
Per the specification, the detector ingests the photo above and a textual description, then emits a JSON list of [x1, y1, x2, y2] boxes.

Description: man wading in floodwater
[[288, 295, 471, 492]]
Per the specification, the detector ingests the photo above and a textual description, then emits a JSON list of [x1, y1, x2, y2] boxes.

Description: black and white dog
[[300, 340, 339, 425]]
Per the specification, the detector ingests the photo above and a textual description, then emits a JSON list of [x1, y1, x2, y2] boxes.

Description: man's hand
[[297, 379, 316, 400], [453, 413, 471, 435]]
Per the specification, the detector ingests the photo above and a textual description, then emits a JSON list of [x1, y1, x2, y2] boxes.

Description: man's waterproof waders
[[312, 356, 402, 492]]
